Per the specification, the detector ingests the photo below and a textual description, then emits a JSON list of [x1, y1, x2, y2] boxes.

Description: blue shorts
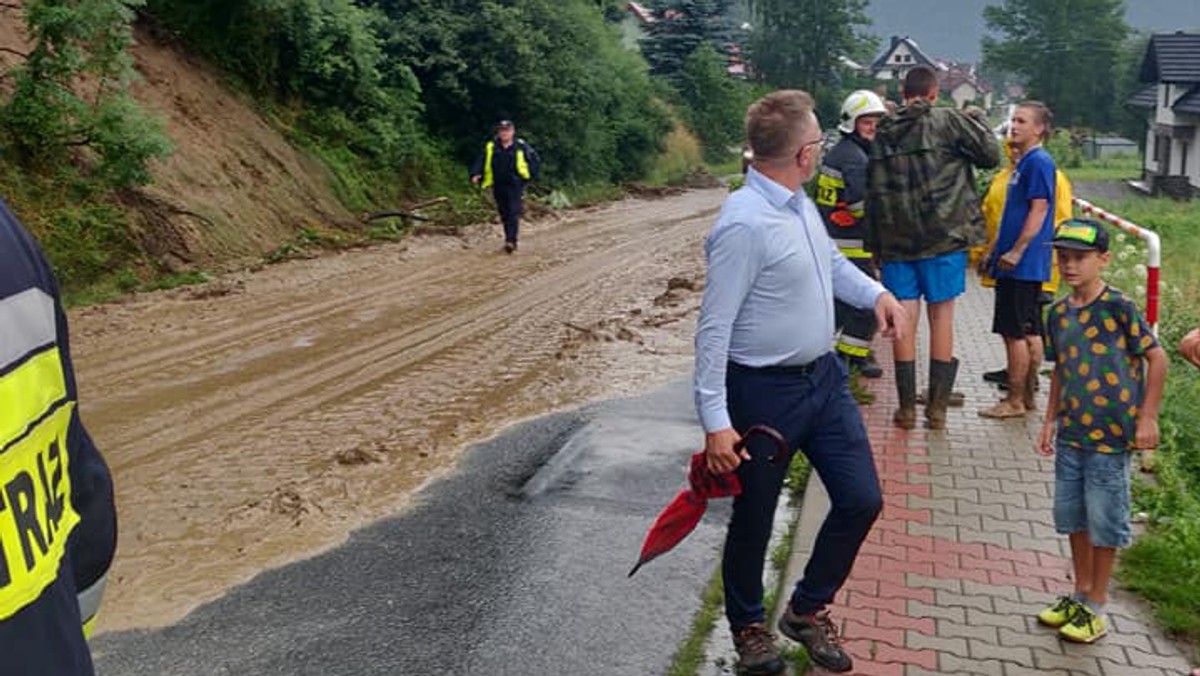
[[1053, 442, 1132, 548], [881, 251, 967, 304]]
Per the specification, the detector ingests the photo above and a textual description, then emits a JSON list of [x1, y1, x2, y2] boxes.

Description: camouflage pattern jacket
[[865, 100, 1000, 261]]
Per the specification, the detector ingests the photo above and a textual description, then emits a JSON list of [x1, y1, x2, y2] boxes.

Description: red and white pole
[[1073, 197, 1161, 332]]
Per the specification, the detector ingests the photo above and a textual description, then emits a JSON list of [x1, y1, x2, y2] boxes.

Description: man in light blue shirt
[[694, 90, 906, 675]]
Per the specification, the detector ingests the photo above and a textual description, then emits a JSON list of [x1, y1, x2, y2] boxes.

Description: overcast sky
[[864, 0, 1200, 63]]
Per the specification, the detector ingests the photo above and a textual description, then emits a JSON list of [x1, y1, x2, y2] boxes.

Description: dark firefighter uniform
[[815, 134, 878, 366], [0, 196, 117, 676], [470, 134, 540, 249]]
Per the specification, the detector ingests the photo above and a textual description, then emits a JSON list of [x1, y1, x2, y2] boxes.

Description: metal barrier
[[1072, 197, 1161, 330]]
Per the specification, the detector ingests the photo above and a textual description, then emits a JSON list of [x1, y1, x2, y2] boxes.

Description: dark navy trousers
[[723, 352, 882, 629], [492, 183, 524, 245]]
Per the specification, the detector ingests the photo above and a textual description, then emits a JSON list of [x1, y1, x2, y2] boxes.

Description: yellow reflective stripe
[[0, 348, 66, 450], [0, 403, 79, 620], [839, 247, 872, 259], [482, 142, 495, 188], [483, 142, 530, 186], [837, 342, 871, 357], [815, 172, 843, 207], [515, 148, 530, 180]]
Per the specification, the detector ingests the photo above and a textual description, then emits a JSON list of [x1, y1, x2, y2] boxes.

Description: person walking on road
[[1035, 219, 1166, 644], [980, 102, 1059, 419], [0, 195, 118, 676], [694, 90, 906, 675], [470, 119, 540, 253], [866, 66, 1000, 430], [815, 89, 889, 378]]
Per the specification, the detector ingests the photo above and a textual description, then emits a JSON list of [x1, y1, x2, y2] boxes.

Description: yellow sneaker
[[1037, 596, 1082, 628], [1058, 604, 1108, 643]]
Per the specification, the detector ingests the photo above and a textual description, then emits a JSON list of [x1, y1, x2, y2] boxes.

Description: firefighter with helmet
[[815, 89, 889, 378]]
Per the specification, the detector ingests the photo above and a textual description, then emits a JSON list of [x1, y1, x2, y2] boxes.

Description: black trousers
[[492, 183, 525, 244], [834, 256, 878, 357]]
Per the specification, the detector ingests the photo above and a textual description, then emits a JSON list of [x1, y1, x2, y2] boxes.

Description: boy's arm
[[1135, 346, 1168, 452], [1037, 371, 1061, 456], [998, 198, 1049, 271]]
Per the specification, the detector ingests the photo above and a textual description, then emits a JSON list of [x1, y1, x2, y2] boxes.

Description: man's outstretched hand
[[875, 291, 907, 341]]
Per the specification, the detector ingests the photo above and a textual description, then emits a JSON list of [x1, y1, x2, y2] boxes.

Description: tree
[[2, 0, 172, 187], [678, 43, 751, 161], [982, 0, 1130, 130], [745, 0, 875, 94], [639, 0, 739, 91]]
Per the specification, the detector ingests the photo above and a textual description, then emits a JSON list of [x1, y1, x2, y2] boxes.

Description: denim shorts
[[1053, 442, 1132, 548], [881, 251, 967, 304]]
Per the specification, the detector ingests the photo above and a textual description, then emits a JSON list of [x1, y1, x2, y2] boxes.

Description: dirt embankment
[[0, 9, 353, 271]]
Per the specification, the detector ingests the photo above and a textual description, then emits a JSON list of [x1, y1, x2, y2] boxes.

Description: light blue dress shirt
[[694, 167, 886, 432]]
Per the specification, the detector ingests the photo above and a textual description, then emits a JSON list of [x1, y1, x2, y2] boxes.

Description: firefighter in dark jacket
[[814, 90, 889, 378], [470, 119, 541, 253], [0, 195, 118, 676]]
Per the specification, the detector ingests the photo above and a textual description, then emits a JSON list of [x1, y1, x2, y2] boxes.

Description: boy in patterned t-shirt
[[1034, 219, 1167, 643]]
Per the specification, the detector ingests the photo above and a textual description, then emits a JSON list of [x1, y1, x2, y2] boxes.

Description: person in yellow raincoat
[[972, 136, 1073, 388]]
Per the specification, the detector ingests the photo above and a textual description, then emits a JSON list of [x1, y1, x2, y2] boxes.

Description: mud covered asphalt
[[68, 189, 725, 632], [93, 381, 728, 675]]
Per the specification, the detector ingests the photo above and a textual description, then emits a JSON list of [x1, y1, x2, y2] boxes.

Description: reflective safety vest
[[481, 140, 531, 188], [0, 288, 81, 621]]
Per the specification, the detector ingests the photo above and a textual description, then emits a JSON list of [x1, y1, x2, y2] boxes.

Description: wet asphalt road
[[93, 380, 728, 675]]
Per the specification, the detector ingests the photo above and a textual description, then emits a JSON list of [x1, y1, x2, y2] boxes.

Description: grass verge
[[666, 571, 726, 676], [1087, 189, 1200, 651], [665, 451, 814, 676]]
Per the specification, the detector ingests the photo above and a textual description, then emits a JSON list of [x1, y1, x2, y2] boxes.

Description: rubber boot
[[893, 360, 917, 430], [925, 358, 959, 430]]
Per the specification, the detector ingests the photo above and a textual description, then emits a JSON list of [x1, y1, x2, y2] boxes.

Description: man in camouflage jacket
[[866, 66, 1000, 430]]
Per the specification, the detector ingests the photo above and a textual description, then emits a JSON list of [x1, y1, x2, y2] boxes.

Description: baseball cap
[[1052, 219, 1110, 253], [496, 119, 514, 129]]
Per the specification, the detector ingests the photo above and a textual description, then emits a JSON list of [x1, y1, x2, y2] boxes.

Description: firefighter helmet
[[838, 90, 888, 134]]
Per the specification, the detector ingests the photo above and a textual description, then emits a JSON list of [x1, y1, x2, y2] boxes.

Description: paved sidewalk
[[795, 279, 1195, 676]]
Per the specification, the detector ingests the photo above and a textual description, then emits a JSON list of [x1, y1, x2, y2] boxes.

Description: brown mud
[[71, 189, 724, 632]]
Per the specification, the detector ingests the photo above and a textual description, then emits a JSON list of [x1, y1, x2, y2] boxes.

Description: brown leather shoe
[[732, 623, 785, 675], [777, 608, 853, 672]]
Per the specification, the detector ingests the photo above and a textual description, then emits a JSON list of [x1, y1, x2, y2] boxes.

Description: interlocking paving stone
[[785, 280, 1198, 675]]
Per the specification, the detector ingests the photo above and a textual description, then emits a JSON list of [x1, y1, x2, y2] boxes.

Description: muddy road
[[71, 188, 725, 633]]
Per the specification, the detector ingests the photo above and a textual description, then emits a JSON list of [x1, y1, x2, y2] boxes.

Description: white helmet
[[838, 90, 888, 134]]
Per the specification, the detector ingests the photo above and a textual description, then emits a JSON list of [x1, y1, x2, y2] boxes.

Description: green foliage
[[145, 0, 429, 203], [1114, 31, 1152, 144], [744, 0, 876, 125], [1085, 191, 1200, 642], [639, 0, 739, 90], [664, 569, 724, 676], [1043, 129, 1083, 169], [352, 0, 672, 187], [678, 44, 750, 162], [982, 0, 1130, 130], [1, 0, 172, 189], [746, 0, 874, 90]]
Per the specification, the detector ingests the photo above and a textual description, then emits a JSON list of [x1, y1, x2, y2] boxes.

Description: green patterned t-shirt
[[1044, 287, 1158, 453]]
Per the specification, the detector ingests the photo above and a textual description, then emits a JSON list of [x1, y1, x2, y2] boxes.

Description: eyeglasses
[[795, 136, 824, 161]]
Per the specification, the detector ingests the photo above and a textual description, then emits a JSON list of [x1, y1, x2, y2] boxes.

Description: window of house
[[1182, 140, 1189, 175]]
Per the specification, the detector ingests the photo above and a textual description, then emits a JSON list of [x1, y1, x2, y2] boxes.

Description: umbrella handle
[[734, 425, 790, 463]]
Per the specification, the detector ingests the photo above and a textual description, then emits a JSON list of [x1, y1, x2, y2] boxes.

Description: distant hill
[[864, 0, 1200, 63]]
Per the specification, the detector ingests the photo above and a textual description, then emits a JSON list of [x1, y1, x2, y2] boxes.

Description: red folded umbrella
[[628, 425, 789, 577]]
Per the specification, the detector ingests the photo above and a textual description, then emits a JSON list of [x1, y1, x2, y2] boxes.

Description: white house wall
[[1190, 124, 1200, 190]]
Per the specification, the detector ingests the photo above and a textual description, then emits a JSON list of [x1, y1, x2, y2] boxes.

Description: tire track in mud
[[71, 189, 723, 631]]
